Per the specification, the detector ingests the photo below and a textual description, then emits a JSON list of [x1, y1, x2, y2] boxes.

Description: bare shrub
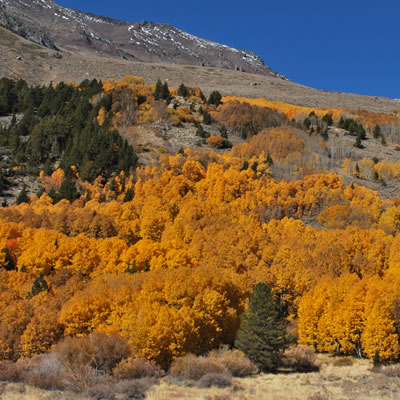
[[23, 353, 64, 390], [54, 336, 95, 368], [54, 332, 131, 374], [170, 354, 230, 381], [113, 357, 164, 379], [114, 378, 156, 399], [333, 357, 354, 367], [282, 345, 319, 372], [61, 364, 97, 392], [196, 373, 232, 389], [373, 363, 400, 377], [88, 332, 131, 374], [0, 361, 19, 381], [209, 347, 258, 377], [83, 383, 116, 400], [308, 394, 329, 400]]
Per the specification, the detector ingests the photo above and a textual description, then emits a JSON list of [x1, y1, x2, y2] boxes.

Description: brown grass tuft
[[332, 357, 354, 367], [372, 363, 400, 377], [196, 373, 232, 389]]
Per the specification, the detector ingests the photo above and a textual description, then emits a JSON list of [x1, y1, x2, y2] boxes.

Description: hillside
[[0, 25, 399, 115], [2, 5, 400, 399], [0, 0, 280, 77]]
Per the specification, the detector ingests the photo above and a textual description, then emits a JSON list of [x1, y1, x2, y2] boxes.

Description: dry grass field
[[1, 355, 400, 400]]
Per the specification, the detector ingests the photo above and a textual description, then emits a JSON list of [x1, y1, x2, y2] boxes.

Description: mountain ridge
[[0, 0, 285, 78]]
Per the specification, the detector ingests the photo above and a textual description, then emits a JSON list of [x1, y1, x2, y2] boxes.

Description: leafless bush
[[54, 336, 95, 368], [333, 357, 354, 367], [113, 378, 156, 399], [83, 383, 116, 400], [196, 373, 232, 388], [170, 354, 229, 381], [54, 332, 131, 374], [113, 357, 164, 379], [0, 361, 19, 382], [282, 345, 319, 372], [373, 363, 400, 377], [209, 347, 258, 377], [88, 332, 131, 374], [61, 364, 97, 392], [23, 353, 64, 390], [308, 393, 329, 400]]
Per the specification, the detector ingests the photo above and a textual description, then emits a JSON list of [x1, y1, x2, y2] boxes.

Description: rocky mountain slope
[[0, 25, 399, 115], [0, 0, 283, 77]]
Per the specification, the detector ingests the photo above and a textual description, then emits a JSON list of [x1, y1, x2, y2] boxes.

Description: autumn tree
[[235, 282, 287, 371]]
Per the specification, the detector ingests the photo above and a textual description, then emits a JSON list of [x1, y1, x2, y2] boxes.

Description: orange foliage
[[2, 148, 400, 363]]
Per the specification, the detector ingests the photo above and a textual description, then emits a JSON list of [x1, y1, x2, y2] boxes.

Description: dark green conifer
[[220, 125, 228, 138], [235, 282, 287, 372], [16, 186, 29, 205], [177, 83, 189, 98], [203, 110, 212, 125], [207, 90, 222, 106], [154, 79, 163, 100], [373, 125, 381, 139], [27, 272, 49, 298]]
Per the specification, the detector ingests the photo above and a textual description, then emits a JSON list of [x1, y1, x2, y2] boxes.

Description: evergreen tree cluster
[[303, 111, 331, 141], [154, 79, 172, 103], [338, 116, 366, 138], [337, 116, 368, 148], [0, 78, 138, 190], [207, 90, 222, 107]]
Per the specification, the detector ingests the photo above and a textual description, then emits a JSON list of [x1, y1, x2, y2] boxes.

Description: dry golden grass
[[0, 382, 71, 399], [147, 355, 400, 400], [2, 355, 400, 399]]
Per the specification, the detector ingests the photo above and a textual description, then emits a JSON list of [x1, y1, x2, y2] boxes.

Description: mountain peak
[[0, 0, 285, 78]]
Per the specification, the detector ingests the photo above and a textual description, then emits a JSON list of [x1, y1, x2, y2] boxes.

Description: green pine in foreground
[[235, 282, 288, 372]]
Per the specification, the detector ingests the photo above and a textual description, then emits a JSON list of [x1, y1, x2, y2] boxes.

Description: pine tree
[[354, 134, 363, 149], [2, 247, 16, 271], [207, 91, 222, 106], [373, 124, 381, 139], [220, 125, 228, 138], [235, 282, 287, 372], [161, 82, 171, 103], [27, 272, 49, 298], [154, 79, 163, 100], [322, 113, 333, 126], [203, 110, 212, 125], [177, 83, 189, 98], [16, 186, 29, 205]]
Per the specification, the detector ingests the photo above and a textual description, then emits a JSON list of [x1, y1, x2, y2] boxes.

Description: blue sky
[[57, 0, 399, 99]]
